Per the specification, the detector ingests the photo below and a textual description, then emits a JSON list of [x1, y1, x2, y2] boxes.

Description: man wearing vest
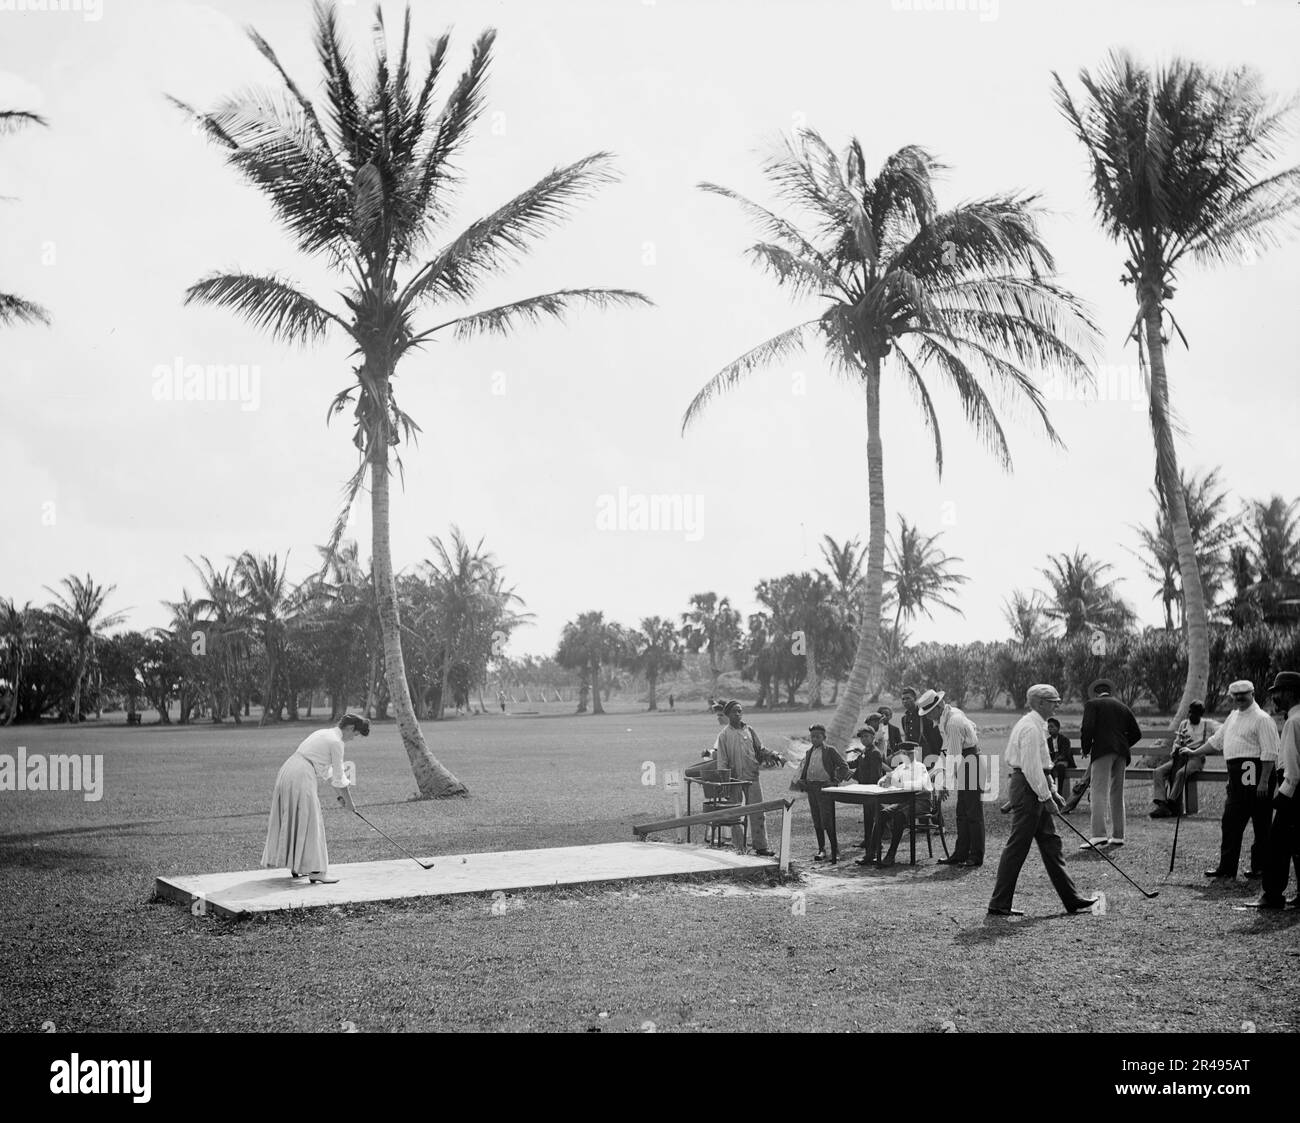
[[918, 689, 984, 867]]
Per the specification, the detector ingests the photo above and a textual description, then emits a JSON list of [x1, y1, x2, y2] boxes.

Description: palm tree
[[234, 552, 303, 725], [680, 592, 742, 698], [1130, 466, 1237, 629], [628, 616, 684, 711], [556, 612, 621, 715], [683, 130, 1096, 750], [1055, 51, 1300, 722], [173, 3, 648, 796], [314, 539, 384, 717], [43, 575, 128, 722], [884, 516, 968, 649], [1040, 549, 1134, 638], [1241, 495, 1300, 623], [1001, 589, 1049, 646], [0, 598, 35, 725], [1, 110, 50, 330], [185, 555, 247, 723]]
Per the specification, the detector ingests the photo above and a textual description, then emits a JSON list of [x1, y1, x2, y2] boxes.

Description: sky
[[2, 0, 1298, 659]]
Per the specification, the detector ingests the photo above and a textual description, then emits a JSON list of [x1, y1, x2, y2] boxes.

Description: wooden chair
[[877, 790, 948, 862], [696, 770, 751, 851]]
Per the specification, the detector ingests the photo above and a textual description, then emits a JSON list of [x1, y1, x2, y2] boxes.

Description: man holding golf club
[[988, 684, 1099, 918]]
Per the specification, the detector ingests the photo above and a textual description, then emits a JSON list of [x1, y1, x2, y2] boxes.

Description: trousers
[[989, 771, 1084, 912], [952, 753, 985, 861], [1153, 753, 1205, 805], [804, 781, 839, 857], [1216, 759, 1271, 875], [1261, 793, 1300, 902], [1089, 753, 1127, 841]]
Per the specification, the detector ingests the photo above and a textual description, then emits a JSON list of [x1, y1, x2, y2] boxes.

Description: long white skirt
[[261, 754, 328, 875]]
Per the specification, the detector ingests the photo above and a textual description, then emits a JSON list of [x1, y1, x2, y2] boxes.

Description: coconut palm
[[0, 598, 35, 725], [1040, 549, 1135, 638], [884, 516, 968, 649], [234, 551, 305, 725], [680, 592, 742, 699], [628, 616, 684, 711], [1055, 51, 1300, 721], [683, 130, 1097, 749], [173, 4, 647, 796], [1130, 466, 1237, 629], [1001, 589, 1049, 646], [556, 611, 622, 715], [42, 575, 128, 722], [1241, 495, 1300, 623], [185, 556, 247, 723], [1, 110, 50, 329]]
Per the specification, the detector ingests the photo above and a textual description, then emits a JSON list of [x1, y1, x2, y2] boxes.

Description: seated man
[[1151, 700, 1220, 817], [865, 746, 934, 867], [1047, 717, 1075, 794], [849, 726, 888, 859]]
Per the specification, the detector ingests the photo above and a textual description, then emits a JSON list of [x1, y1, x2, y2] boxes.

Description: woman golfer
[[261, 713, 368, 883]]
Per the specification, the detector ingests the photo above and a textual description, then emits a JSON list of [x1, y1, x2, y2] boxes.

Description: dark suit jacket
[[1080, 696, 1142, 763], [1047, 732, 1074, 768], [900, 709, 943, 759]]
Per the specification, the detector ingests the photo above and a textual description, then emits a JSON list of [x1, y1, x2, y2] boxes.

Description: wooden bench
[[1062, 762, 1228, 814], [126, 712, 142, 726]]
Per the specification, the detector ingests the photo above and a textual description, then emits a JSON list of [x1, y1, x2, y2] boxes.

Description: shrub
[[1127, 630, 1187, 714]]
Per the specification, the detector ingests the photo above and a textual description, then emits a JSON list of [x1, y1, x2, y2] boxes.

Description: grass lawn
[[1, 706, 1296, 1033]]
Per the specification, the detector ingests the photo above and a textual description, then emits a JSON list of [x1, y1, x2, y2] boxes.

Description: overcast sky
[[2, 0, 1298, 659]]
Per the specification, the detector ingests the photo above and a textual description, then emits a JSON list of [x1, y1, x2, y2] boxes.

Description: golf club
[[1167, 748, 1187, 877], [351, 807, 435, 870], [1052, 805, 1159, 899]]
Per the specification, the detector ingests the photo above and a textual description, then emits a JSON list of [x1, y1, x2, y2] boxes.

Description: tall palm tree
[[1055, 51, 1300, 722], [817, 533, 867, 703], [556, 611, 621, 715], [1242, 494, 1300, 623], [1, 110, 50, 330], [1001, 589, 1049, 646], [1130, 466, 1237, 629], [0, 598, 35, 725], [628, 616, 683, 711], [1040, 549, 1134, 638], [173, 3, 648, 796], [185, 555, 246, 723], [683, 130, 1097, 750], [42, 575, 128, 722], [884, 516, 968, 649], [314, 539, 384, 717]]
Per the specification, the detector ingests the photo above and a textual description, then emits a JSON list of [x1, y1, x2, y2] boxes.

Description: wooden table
[[821, 783, 924, 866]]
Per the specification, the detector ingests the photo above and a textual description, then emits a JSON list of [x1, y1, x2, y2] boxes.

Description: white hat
[[1027, 683, 1062, 703], [1228, 680, 1255, 694], [916, 689, 945, 716]]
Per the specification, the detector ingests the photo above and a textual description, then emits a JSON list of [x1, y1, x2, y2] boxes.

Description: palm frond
[[185, 272, 345, 345], [0, 293, 50, 327], [0, 110, 48, 134], [681, 320, 820, 434], [417, 288, 651, 344]]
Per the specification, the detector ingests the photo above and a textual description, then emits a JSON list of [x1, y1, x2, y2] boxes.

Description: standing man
[[668, 692, 675, 712], [713, 701, 776, 857], [900, 686, 943, 764], [988, 684, 1099, 917], [1150, 701, 1220, 818], [1079, 678, 1142, 849], [1257, 672, 1300, 909], [851, 725, 889, 862], [917, 689, 984, 868], [1195, 681, 1280, 880]]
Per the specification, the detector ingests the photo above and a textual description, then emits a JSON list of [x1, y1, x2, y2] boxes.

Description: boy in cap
[[988, 684, 1099, 917], [1257, 672, 1300, 908], [849, 725, 888, 859], [1150, 701, 1219, 818], [794, 723, 850, 863]]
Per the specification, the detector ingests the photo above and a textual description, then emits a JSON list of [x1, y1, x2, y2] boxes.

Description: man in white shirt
[[1150, 701, 1220, 817], [1193, 680, 1281, 879], [988, 684, 1099, 917], [918, 689, 985, 868], [866, 747, 933, 868], [1258, 672, 1300, 909]]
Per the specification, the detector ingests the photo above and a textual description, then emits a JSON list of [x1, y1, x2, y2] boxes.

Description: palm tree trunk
[[71, 648, 88, 722], [806, 643, 821, 709], [592, 661, 606, 715], [3, 651, 21, 726], [828, 359, 887, 751], [1145, 302, 1208, 726], [647, 668, 658, 711], [371, 423, 468, 798]]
